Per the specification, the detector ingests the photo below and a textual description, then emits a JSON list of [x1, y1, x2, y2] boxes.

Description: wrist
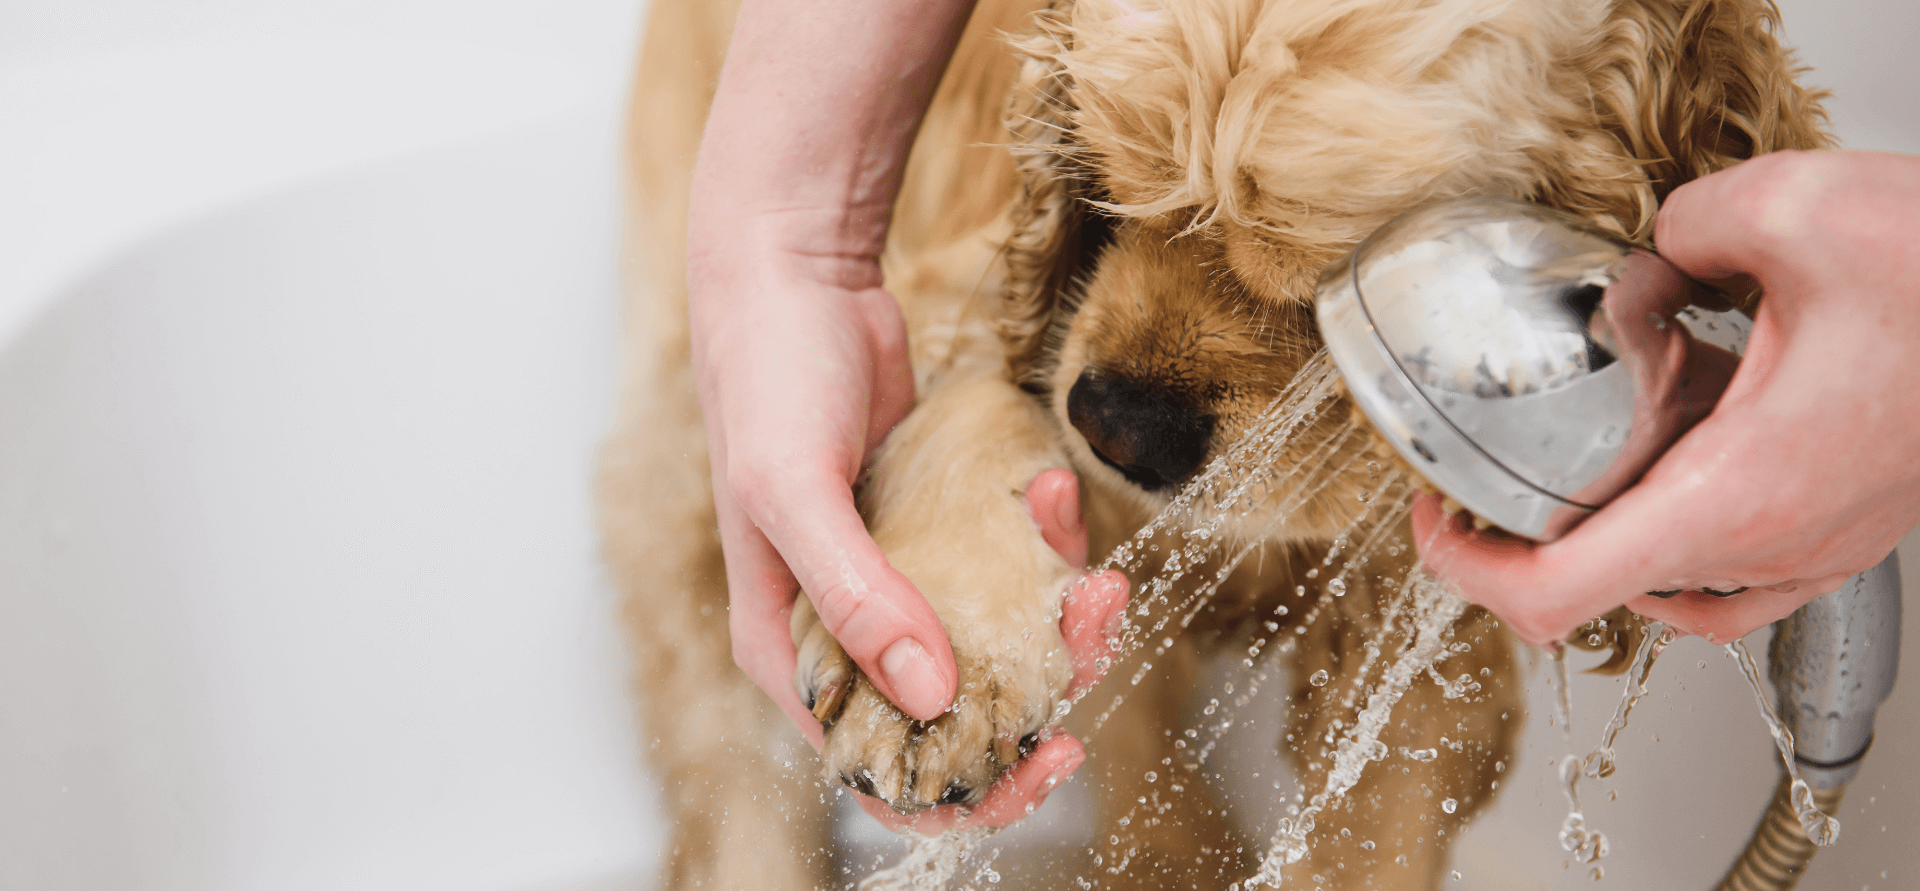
[[688, 203, 890, 296]]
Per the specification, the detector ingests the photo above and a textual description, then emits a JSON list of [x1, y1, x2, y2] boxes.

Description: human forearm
[[691, 0, 979, 270]]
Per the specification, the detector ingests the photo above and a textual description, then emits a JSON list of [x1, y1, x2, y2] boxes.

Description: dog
[[600, 0, 1830, 887]]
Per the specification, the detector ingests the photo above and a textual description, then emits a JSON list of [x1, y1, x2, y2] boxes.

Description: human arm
[[1413, 150, 1920, 647], [687, 0, 980, 738]]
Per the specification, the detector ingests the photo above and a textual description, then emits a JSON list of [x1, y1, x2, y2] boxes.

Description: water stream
[[1726, 640, 1842, 846], [859, 351, 1569, 888], [857, 829, 995, 891], [1247, 570, 1469, 887], [1584, 623, 1674, 781]]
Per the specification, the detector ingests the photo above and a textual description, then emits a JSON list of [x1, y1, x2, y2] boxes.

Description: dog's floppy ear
[[1549, 0, 1833, 243], [998, 2, 1113, 387]]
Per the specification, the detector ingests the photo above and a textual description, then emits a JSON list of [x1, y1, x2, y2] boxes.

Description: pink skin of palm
[[1413, 150, 1920, 648]]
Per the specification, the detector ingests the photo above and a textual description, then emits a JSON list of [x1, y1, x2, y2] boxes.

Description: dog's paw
[[790, 595, 1069, 814], [825, 652, 1062, 813]]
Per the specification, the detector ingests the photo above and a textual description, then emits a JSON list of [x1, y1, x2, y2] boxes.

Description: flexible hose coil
[[1714, 777, 1846, 891]]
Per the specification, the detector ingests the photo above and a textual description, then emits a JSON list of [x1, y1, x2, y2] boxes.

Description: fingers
[[1655, 151, 1813, 286], [737, 460, 957, 721], [713, 483, 826, 749], [1628, 573, 1851, 643], [1412, 487, 1853, 647], [854, 733, 1088, 835], [1409, 491, 1687, 647], [1061, 570, 1129, 699], [1407, 494, 1600, 647], [1027, 469, 1127, 696], [1026, 468, 1088, 568]]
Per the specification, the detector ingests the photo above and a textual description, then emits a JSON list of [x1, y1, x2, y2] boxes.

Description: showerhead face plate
[[1315, 197, 1747, 541]]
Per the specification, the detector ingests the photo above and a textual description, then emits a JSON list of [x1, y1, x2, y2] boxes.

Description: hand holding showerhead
[[1316, 149, 1920, 890], [1327, 151, 1920, 648]]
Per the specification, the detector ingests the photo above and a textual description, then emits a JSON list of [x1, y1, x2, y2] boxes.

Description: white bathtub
[[3, 2, 1915, 890], [0, 3, 662, 890]]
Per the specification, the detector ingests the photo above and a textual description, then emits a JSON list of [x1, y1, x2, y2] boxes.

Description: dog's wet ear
[[1000, 1, 1114, 389], [1546, 0, 1832, 251]]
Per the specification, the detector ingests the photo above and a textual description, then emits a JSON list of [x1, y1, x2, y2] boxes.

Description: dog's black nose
[[1066, 371, 1214, 492]]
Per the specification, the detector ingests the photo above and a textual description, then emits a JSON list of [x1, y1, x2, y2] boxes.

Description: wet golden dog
[[601, 0, 1828, 887]]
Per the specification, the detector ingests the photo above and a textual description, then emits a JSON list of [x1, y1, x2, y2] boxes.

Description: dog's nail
[[811, 679, 849, 723], [1441, 496, 1463, 515], [880, 638, 946, 718]]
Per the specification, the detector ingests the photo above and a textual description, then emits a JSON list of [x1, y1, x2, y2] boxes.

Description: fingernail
[[880, 638, 946, 718]]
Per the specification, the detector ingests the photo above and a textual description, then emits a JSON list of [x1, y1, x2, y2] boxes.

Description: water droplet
[[1358, 490, 1373, 503], [1442, 798, 1458, 813], [1452, 871, 1462, 881], [1306, 568, 1320, 579], [1328, 578, 1348, 596], [1360, 840, 1375, 851], [1144, 771, 1158, 783], [1309, 669, 1330, 687]]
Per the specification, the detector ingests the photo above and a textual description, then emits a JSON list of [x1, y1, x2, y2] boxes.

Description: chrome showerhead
[[1315, 196, 1747, 541], [1317, 198, 1903, 884]]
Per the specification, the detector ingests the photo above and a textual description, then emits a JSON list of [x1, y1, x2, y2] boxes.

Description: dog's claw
[[811, 679, 849, 723], [791, 596, 856, 726]]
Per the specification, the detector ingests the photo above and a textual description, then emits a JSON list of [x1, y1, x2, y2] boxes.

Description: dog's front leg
[[793, 363, 1083, 815]]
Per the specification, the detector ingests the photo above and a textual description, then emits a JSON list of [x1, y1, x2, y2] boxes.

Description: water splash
[[1547, 645, 1573, 737], [858, 829, 994, 891], [857, 351, 1471, 890], [1583, 623, 1674, 780], [1556, 754, 1610, 868], [1085, 354, 1354, 732], [1249, 570, 1468, 887], [1725, 640, 1841, 846], [1550, 624, 1678, 873]]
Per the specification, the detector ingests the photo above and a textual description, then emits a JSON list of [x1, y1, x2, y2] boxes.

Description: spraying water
[[1726, 640, 1842, 846], [1584, 623, 1674, 781], [858, 351, 1485, 889], [1248, 570, 1469, 887], [857, 828, 995, 891]]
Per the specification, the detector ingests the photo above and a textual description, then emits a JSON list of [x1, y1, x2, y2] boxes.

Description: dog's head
[[995, 0, 1828, 540]]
